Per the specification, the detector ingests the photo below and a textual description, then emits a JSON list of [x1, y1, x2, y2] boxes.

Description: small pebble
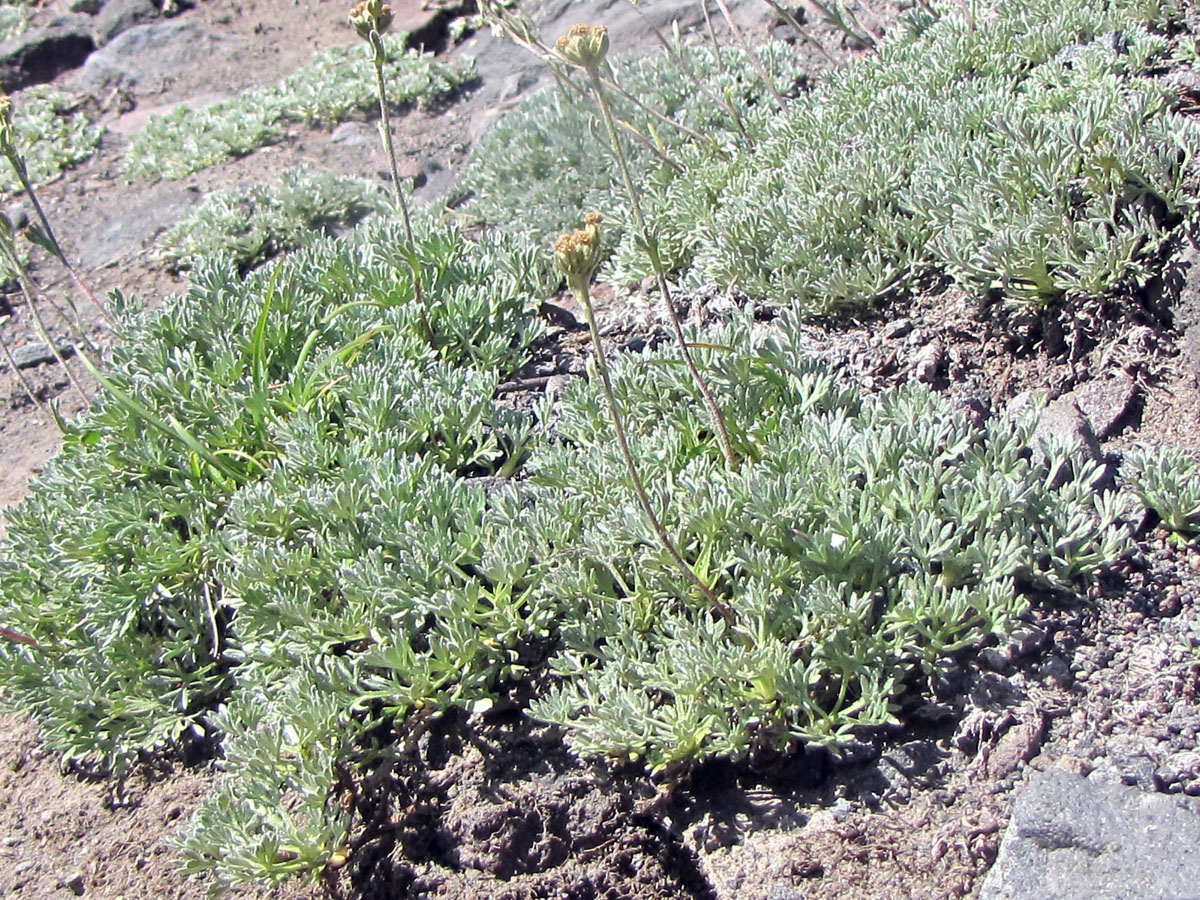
[[58, 872, 85, 896]]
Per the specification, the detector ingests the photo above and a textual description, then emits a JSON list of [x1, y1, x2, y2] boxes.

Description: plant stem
[[8, 270, 90, 406], [10, 156, 114, 332], [701, 0, 727, 75], [574, 279, 735, 626], [625, 0, 754, 148], [712, 0, 786, 107], [0, 316, 42, 409], [760, 0, 835, 61], [370, 37, 436, 349], [588, 69, 738, 471], [480, 6, 722, 160]]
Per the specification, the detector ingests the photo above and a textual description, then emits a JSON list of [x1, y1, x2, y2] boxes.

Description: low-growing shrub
[[0, 1, 29, 42], [0, 270, 1134, 888], [523, 312, 1131, 766], [0, 217, 547, 768], [124, 35, 476, 181], [2, 0, 1197, 892], [159, 168, 387, 271], [1, 86, 100, 195], [466, 0, 1198, 309], [664, 0, 1199, 307], [1124, 444, 1200, 535]]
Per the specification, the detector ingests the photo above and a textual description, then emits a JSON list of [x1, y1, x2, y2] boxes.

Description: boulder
[[74, 181, 200, 269], [1174, 244, 1200, 380], [980, 768, 1200, 900], [77, 21, 242, 94], [92, 0, 159, 46], [1067, 373, 1138, 441], [0, 16, 94, 90]]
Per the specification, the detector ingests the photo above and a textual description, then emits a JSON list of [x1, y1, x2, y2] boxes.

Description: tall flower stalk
[[554, 214, 735, 627], [554, 24, 738, 470], [349, 0, 435, 348]]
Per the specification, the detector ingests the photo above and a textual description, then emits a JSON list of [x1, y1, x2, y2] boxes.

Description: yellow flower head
[[554, 23, 608, 72], [349, 0, 393, 39], [553, 212, 604, 293]]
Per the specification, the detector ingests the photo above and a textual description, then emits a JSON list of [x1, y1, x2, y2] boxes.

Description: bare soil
[[0, 0, 1199, 898]]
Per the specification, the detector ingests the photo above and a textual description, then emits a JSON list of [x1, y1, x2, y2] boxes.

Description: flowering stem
[[712, 0, 786, 106], [623, 0, 755, 148], [369, 33, 435, 349], [572, 278, 735, 627], [587, 68, 738, 471]]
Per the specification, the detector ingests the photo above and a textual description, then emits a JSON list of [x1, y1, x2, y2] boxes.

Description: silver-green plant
[[526, 311, 1130, 769], [0, 86, 99, 196], [475, 0, 1196, 312], [0, 1, 28, 41], [159, 168, 386, 271], [123, 37, 475, 182], [1124, 445, 1200, 537]]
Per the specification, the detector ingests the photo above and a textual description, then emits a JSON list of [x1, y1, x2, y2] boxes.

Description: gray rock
[[988, 716, 1046, 779], [877, 740, 945, 799], [980, 768, 1200, 900], [1032, 397, 1100, 457], [2, 339, 75, 370], [1030, 397, 1105, 487], [70, 0, 103, 14], [1102, 732, 1161, 789], [93, 0, 158, 46], [1067, 373, 1138, 441], [912, 339, 944, 384], [0, 16, 94, 91], [77, 21, 241, 94], [4, 201, 28, 230], [1174, 244, 1200, 380], [57, 871, 86, 896], [329, 121, 373, 149], [1157, 750, 1200, 794], [74, 182, 199, 269]]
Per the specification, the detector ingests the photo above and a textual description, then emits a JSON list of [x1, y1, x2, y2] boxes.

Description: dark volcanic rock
[[74, 181, 200, 269], [0, 16, 95, 91]]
